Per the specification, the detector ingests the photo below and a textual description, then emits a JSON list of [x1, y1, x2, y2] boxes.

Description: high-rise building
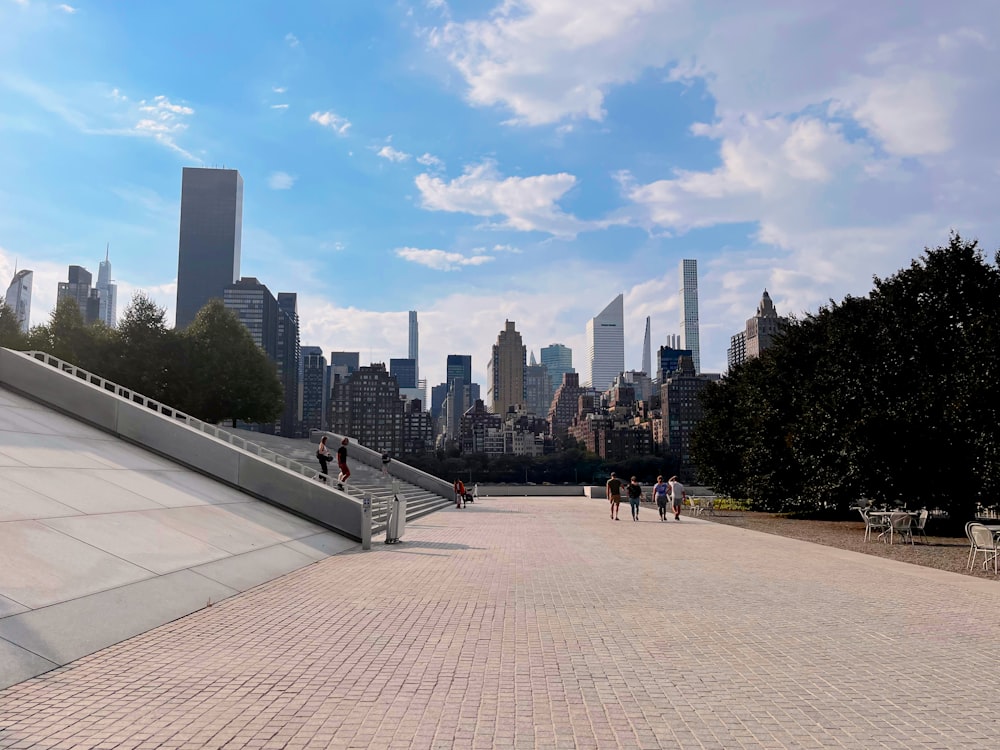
[[390, 358, 417, 389], [663, 333, 681, 350], [329, 363, 403, 454], [57, 266, 99, 324], [223, 278, 278, 358], [548, 372, 592, 443], [330, 351, 360, 386], [4, 268, 32, 334], [680, 259, 701, 374], [540, 344, 573, 392], [446, 354, 472, 388], [729, 289, 788, 370], [656, 345, 693, 383], [175, 167, 243, 329], [642, 316, 651, 375], [301, 346, 328, 433], [96, 246, 117, 328], [524, 358, 553, 418], [430, 382, 449, 421], [586, 293, 625, 392], [487, 320, 526, 416], [276, 292, 300, 436], [660, 355, 719, 481], [408, 310, 418, 382]]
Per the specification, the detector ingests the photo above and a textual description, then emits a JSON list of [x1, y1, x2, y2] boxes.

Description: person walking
[[381, 451, 391, 479], [606, 472, 623, 520], [454, 479, 466, 508], [336, 437, 351, 491], [668, 475, 686, 521], [315, 435, 332, 483], [627, 477, 644, 521], [652, 475, 670, 521]]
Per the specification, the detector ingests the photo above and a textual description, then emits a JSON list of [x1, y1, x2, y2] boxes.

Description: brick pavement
[[2, 496, 1000, 749]]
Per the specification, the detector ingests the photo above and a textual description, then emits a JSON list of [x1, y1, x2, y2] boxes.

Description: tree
[[107, 292, 187, 404], [181, 299, 283, 425], [0, 302, 27, 350]]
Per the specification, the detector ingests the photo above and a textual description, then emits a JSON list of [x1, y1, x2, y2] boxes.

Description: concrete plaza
[[1, 496, 999, 749]]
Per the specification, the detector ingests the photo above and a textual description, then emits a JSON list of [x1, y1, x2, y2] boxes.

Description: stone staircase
[[233, 432, 455, 531]]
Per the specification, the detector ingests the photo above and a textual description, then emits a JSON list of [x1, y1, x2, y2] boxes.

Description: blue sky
[[2, 0, 999, 390]]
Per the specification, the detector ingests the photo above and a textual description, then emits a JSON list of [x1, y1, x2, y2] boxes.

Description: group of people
[[453, 479, 477, 508], [316, 435, 351, 490], [605, 472, 687, 522]]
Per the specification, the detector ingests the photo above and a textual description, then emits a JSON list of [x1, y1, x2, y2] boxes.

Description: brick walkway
[[2, 497, 999, 749]]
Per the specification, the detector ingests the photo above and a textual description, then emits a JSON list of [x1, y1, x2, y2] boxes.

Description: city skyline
[[2, 2, 998, 391]]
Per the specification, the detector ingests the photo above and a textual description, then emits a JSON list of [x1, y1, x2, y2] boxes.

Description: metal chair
[[968, 524, 1000, 574], [859, 507, 887, 542], [912, 509, 929, 542], [886, 511, 913, 545], [966, 522, 979, 569]]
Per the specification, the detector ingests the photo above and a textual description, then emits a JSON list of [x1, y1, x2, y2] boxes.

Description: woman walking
[[652, 475, 669, 521], [336, 437, 351, 491], [316, 435, 332, 483]]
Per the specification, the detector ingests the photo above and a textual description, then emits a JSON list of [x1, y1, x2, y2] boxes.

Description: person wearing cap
[[668, 475, 686, 521]]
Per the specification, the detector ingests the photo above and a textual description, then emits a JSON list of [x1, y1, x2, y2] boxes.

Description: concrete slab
[[150, 469, 254, 505], [282, 531, 359, 561], [41, 513, 232, 575], [0, 405, 108, 439], [190, 545, 317, 592], [0, 432, 116, 470], [85, 440, 183, 472], [149, 505, 304, 554], [0, 638, 58, 691], [0, 595, 27, 618], [0, 481, 82, 522], [0, 570, 238, 667], [0, 389, 38, 408], [222, 499, 325, 541], [2, 468, 167, 514], [0, 520, 153, 609]]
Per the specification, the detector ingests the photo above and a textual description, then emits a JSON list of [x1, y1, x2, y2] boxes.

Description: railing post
[[362, 493, 372, 550]]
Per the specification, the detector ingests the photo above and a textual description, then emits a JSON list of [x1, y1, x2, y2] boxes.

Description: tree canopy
[[692, 234, 1000, 522]]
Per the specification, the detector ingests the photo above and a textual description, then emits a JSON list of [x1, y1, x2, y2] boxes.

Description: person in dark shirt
[[606, 472, 623, 521], [626, 477, 644, 521], [336, 438, 350, 490]]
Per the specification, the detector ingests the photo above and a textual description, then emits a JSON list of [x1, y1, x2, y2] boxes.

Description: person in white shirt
[[668, 476, 686, 521]]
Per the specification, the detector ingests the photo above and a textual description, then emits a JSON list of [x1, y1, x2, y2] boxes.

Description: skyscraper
[[96, 246, 117, 328], [540, 344, 573, 392], [486, 320, 525, 415], [680, 259, 701, 374], [408, 310, 418, 382], [524, 358, 553, 417], [390, 358, 417, 389], [301, 346, 328, 433], [223, 277, 278, 358], [175, 167, 243, 329], [4, 268, 32, 333], [56, 266, 99, 324], [586, 293, 625, 392], [330, 351, 360, 385], [446, 354, 472, 388], [728, 289, 788, 370], [276, 292, 301, 436], [641, 316, 651, 375]]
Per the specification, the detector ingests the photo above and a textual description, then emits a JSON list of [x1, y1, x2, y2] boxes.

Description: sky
[[2, 0, 999, 391]]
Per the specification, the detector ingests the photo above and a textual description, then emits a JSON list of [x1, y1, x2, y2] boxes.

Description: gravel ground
[[702, 509, 1000, 580]]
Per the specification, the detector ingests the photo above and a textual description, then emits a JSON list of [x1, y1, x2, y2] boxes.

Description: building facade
[[539, 343, 573, 392], [276, 292, 300, 436], [96, 248, 117, 329], [175, 167, 243, 329], [729, 289, 788, 370], [408, 310, 418, 382], [223, 278, 278, 358], [660, 356, 716, 481], [586, 294, 625, 392], [680, 259, 701, 374], [390, 358, 417, 389], [487, 320, 526, 416], [524, 359, 553, 417], [656, 345, 694, 383], [399, 398, 433, 455], [4, 268, 32, 333], [329, 363, 403, 454], [301, 346, 327, 434], [547, 372, 591, 443], [56, 266, 100, 325], [641, 316, 652, 377]]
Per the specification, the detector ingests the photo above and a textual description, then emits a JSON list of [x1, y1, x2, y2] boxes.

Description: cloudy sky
[[2, 0, 998, 389]]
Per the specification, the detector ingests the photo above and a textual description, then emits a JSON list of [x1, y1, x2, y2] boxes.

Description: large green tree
[[181, 299, 283, 425], [0, 302, 27, 350]]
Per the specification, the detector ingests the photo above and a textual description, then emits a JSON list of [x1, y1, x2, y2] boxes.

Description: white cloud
[[415, 159, 611, 237], [271, 103, 289, 110], [285, 32, 300, 48], [395, 247, 495, 271], [272, 86, 287, 94], [56, 4, 76, 13], [416, 152, 444, 170], [377, 144, 410, 162], [428, 0, 687, 125], [267, 171, 296, 190], [310, 110, 351, 136]]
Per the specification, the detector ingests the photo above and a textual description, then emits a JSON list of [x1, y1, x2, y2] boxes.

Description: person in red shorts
[[336, 437, 351, 490]]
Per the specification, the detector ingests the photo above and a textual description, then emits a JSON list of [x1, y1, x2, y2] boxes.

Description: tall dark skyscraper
[[390, 358, 417, 389], [446, 354, 472, 388], [175, 167, 243, 329], [276, 293, 301, 436]]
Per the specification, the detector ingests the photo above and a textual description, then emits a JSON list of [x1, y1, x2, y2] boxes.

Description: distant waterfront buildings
[[660, 355, 720, 480], [728, 290, 788, 370], [680, 259, 701, 374], [4, 268, 32, 333], [586, 294, 624, 392], [539, 344, 573, 393], [301, 346, 327, 433], [56, 265, 100, 325], [330, 363, 402, 454], [175, 167, 243, 329], [641, 317, 651, 376], [487, 320, 526, 416], [524, 353, 553, 417], [408, 311, 418, 382], [276, 292, 300, 436]]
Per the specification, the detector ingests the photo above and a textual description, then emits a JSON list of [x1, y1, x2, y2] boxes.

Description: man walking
[[668, 475, 686, 521], [606, 472, 623, 521], [652, 475, 669, 521], [627, 477, 644, 521]]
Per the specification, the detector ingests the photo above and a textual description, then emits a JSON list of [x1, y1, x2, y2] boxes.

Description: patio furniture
[[912, 509, 929, 542], [859, 507, 888, 542], [968, 524, 1000, 574], [886, 511, 914, 545]]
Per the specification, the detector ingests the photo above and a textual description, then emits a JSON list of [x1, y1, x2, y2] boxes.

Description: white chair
[[688, 497, 703, 516], [968, 524, 1000, 574], [912, 510, 929, 542], [859, 508, 887, 542], [886, 511, 913, 545]]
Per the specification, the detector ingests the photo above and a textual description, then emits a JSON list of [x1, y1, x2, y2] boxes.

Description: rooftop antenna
[[105, 242, 109, 262]]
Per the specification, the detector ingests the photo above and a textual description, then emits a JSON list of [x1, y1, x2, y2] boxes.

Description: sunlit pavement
[[2, 496, 998, 749]]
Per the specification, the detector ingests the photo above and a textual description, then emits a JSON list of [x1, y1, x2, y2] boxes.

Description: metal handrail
[[24, 350, 368, 501]]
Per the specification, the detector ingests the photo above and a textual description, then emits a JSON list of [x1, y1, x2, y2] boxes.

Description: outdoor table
[[868, 510, 919, 544]]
